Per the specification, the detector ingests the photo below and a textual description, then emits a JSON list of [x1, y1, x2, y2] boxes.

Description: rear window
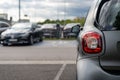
[[99, 0, 120, 30]]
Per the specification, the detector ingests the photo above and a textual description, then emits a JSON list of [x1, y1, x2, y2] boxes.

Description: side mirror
[[80, 27, 83, 31]]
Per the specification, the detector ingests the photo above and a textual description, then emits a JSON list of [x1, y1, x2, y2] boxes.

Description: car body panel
[[77, 57, 120, 80], [97, 0, 120, 71]]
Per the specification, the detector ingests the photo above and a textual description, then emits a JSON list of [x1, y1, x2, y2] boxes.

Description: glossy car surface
[[63, 23, 80, 38], [1, 23, 43, 46], [76, 0, 120, 80]]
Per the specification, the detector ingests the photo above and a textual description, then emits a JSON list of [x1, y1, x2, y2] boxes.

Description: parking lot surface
[[0, 40, 77, 80], [0, 64, 76, 80]]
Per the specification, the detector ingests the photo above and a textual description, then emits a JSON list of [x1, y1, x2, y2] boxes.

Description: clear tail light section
[[82, 32, 102, 54]]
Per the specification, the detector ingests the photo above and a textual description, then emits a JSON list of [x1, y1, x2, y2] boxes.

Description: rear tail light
[[82, 32, 102, 54]]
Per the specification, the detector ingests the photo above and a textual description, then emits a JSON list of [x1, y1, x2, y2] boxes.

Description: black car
[[0, 21, 10, 34], [41, 23, 61, 38], [75, 0, 120, 80], [1, 23, 43, 46], [63, 23, 80, 38]]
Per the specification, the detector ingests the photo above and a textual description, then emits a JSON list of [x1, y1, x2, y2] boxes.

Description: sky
[[0, 0, 93, 22]]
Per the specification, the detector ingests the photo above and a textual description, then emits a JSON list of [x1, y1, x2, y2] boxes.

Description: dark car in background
[[63, 23, 81, 38], [41, 23, 61, 38], [0, 21, 10, 34], [76, 0, 120, 80], [1, 23, 43, 46], [37, 24, 42, 29]]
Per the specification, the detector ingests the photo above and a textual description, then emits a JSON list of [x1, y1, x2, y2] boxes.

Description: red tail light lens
[[82, 32, 102, 54]]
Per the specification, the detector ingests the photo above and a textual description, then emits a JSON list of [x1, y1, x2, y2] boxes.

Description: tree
[[37, 17, 86, 26]]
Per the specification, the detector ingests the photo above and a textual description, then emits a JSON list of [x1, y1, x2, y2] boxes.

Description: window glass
[[99, 0, 120, 30]]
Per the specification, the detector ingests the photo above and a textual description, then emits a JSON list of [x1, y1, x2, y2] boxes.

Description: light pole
[[18, 0, 21, 22], [57, 0, 59, 21], [64, 0, 66, 26]]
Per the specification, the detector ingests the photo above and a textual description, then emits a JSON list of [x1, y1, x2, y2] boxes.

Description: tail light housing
[[82, 32, 102, 54]]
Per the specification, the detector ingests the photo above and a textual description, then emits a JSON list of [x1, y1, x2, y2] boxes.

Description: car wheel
[[29, 35, 34, 45]]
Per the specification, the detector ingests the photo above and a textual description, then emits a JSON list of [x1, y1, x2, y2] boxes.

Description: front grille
[[5, 33, 24, 39]]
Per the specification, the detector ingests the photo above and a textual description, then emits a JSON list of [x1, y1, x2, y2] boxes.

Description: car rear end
[[42, 28, 57, 38], [63, 28, 73, 38], [41, 24, 57, 38], [77, 0, 120, 80]]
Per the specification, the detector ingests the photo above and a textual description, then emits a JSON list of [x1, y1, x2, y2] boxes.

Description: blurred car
[[1, 22, 43, 46], [41, 23, 61, 38], [37, 24, 42, 30], [0, 21, 10, 34], [63, 23, 81, 38], [76, 0, 120, 80]]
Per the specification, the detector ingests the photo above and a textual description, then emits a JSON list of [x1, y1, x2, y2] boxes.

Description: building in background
[[0, 13, 11, 25], [0, 13, 8, 20]]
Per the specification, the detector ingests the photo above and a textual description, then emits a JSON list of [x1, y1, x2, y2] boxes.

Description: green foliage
[[37, 17, 85, 26]]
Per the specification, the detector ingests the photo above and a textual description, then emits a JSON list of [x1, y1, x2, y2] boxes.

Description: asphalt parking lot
[[0, 40, 77, 80], [0, 64, 76, 80]]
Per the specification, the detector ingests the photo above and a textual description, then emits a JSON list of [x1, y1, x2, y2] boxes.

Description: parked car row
[[40, 23, 81, 38], [0, 22, 81, 46]]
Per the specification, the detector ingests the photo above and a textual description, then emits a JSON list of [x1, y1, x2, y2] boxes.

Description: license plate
[[9, 39, 17, 42]]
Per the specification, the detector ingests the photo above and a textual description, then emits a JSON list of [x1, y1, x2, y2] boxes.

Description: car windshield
[[99, 0, 120, 30], [11, 23, 31, 29]]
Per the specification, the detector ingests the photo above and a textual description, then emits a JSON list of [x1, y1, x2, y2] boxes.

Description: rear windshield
[[99, 0, 120, 30]]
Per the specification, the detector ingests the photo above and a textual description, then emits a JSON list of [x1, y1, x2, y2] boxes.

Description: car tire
[[28, 35, 34, 45]]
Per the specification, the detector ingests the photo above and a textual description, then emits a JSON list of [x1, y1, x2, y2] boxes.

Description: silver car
[[75, 0, 120, 80]]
